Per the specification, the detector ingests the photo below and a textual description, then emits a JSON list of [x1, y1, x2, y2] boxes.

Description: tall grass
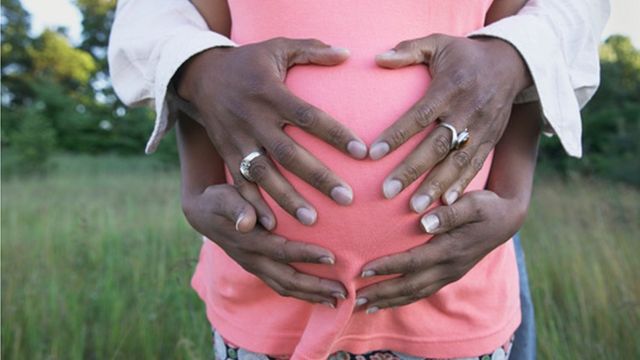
[[2, 155, 639, 359]]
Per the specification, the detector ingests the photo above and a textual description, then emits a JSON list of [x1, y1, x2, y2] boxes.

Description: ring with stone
[[239, 150, 264, 182]]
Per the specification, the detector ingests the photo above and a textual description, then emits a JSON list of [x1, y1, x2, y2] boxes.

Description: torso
[[192, 2, 521, 358]]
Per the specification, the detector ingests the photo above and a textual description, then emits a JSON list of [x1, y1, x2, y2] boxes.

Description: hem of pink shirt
[[192, 270, 521, 360]]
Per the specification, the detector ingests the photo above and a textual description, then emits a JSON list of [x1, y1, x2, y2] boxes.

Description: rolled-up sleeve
[[108, 0, 236, 154], [469, 0, 610, 157]]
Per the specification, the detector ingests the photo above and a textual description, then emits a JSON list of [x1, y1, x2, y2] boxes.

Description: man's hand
[[370, 34, 532, 211], [176, 38, 368, 227], [182, 183, 348, 307], [353, 190, 527, 313]]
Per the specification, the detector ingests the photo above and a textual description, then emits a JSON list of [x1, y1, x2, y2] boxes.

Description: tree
[[539, 35, 640, 186]]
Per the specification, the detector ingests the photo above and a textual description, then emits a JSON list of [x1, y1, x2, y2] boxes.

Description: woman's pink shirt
[[191, 1, 520, 359]]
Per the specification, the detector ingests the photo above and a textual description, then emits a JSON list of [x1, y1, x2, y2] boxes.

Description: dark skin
[[178, 0, 534, 307], [355, 102, 541, 313]]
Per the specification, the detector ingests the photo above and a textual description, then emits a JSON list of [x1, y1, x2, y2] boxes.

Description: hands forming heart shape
[[177, 34, 533, 310]]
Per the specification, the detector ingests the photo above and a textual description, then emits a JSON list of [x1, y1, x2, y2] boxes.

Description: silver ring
[[437, 122, 470, 150], [239, 150, 264, 182]]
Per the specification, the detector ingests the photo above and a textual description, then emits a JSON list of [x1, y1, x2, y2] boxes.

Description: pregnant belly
[[257, 60, 492, 286], [227, 0, 492, 287]]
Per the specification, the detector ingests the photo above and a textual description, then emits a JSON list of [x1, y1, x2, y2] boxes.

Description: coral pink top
[[191, 1, 520, 359]]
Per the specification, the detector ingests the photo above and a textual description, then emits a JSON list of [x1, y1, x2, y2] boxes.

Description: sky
[[19, 0, 640, 48]]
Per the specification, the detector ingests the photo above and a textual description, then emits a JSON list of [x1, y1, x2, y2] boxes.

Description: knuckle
[[269, 36, 289, 48], [388, 128, 408, 148], [452, 150, 471, 169], [467, 195, 484, 219], [413, 106, 435, 128], [309, 168, 332, 190], [432, 135, 451, 158], [400, 164, 421, 184], [271, 140, 297, 166], [396, 39, 415, 52], [449, 69, 474, 92], [304, 38, 325, 48], [428, 179, 444, 196], [248, 160, 268, 183], [471, 155, 485, 172], [442, 240, 466, 263], [442, 206, 459, 228], [293, 105, 318, 128], [271, 239, 290, 263], [405, 251, 423, 273], [327, 125, 347, 146], [401, 281, 422, 298], [276, 192, 297, 212]]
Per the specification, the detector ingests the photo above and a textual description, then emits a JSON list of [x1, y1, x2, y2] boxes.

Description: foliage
[[1, 107, 57, 175], [2, 156, 638, 358], [27, 29, 97, 84], [0, 0, 638, 184], [538, 35, 640, 186]]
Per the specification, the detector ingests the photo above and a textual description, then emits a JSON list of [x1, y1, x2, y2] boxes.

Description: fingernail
[[361, 270, 376, 278], [444, 191, 459, 205], [259, 216, 274, 231], [318, 256, 335, 265], [322, 301, 336, 309], [421, 214, 440, 233], [355, 297, 368, 307], [411, 195, 431, 213], [369, 142, 390, 160], [347, 140, 368, 159], [296, 207, 317, 225], [377, 50, 397, 60], [332, 292, 347, 300], [235, 213, 245, 232], [330, 46, 350, 56], [330, 186, 353, 206], [383, 179, 402, 199], [366, 306, 380, 314]]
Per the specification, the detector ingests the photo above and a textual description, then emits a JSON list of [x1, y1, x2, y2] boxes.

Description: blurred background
[[1, 0, 638, 359]]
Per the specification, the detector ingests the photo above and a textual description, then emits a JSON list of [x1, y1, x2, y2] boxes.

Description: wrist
[[478, 37, 533, 96], [174, 46, 233, 103]]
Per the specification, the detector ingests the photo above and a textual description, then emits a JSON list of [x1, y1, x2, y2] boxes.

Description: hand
[[354, 190, 527, 313], [370, 34, 531, 211], [182, 183, 348, 307], [176, 38, 368, 227]]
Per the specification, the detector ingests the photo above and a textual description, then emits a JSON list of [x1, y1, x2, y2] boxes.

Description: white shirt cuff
[[146, 30, 236, 154], [469, 15, 583, 157]]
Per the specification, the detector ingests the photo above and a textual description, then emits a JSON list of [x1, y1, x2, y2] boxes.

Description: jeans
[[510, 234, 537, 360]]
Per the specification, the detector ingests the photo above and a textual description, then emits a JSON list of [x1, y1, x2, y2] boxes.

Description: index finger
[[369, 80, 449, 160], [270, 86, 368, 159], [359, 243, 439, 277]]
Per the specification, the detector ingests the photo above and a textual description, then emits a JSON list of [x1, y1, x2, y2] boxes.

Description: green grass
[[2, 155, 639, 359]]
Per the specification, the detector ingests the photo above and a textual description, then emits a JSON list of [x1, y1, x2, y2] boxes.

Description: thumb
[[283, 38, 350, 67], [375, 34, 441, 69], [206, 184, 258, 233], [420, 190, 490, 234]]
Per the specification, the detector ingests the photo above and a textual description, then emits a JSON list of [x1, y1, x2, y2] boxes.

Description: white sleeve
[[108, 0, 236, 154], [469, 0, 610, 157]]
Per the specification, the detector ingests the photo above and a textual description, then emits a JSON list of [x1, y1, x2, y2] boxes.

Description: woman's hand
[[370, 34, 532, 211], [182, 183, 348, 308], [176, 38, 368, 226], [353, 190, 527, 313]]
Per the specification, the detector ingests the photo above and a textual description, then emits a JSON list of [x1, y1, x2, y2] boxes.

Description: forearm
[[176, 112, 226, 198], [487, 103, 542, 210]]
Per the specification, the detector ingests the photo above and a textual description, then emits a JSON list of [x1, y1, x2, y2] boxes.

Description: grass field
[[2, 155, 639, 359]]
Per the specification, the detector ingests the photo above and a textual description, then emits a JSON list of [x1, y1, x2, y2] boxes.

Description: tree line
[[1, 0, 638, 185]]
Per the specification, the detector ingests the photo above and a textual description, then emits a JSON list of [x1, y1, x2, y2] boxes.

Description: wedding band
[[438, 122, 470, 150], [239, 150, 264, 182]]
